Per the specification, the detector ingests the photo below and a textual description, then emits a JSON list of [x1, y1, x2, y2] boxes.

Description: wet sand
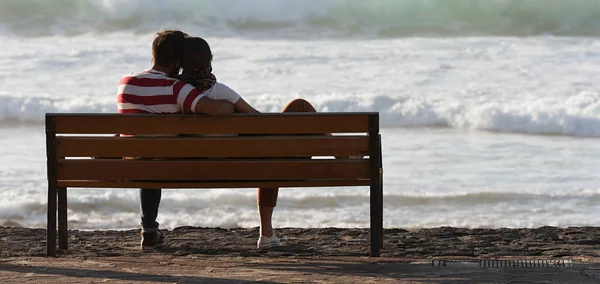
[[2, 226, 600, 283]]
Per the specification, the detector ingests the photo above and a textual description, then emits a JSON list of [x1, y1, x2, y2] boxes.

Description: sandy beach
[[2, 226, 600, 283]]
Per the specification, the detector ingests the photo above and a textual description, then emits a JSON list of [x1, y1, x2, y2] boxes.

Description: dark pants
[[140, 188, 161, 230]]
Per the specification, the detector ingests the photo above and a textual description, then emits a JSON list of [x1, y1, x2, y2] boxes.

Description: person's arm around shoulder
[[212, 82, 260, 114], [194, 97, 235, 116], [234, 98, 260, 113], [175, 80, 235, 116]]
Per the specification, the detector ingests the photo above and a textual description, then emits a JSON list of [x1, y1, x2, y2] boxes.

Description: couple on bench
[[117, 29, 323, 250]]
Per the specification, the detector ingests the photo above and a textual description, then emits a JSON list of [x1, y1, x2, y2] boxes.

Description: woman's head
[[181, 37, 212, 73]]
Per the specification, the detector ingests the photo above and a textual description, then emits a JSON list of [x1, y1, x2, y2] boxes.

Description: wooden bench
[[45, 112, 383, 257]]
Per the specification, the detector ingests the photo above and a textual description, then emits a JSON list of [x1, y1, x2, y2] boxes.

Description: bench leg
[[58, 187, 68, 250], [369, 134, 384, 257], [379, 178, 383, 248], [378, 135, 384, 248], [47, 184, 57, 257], [370, 183, 382, 257]]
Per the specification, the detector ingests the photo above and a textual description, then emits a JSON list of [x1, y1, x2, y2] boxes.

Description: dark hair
[[181, 37, 212, 72], [152, 29, 189, 66]]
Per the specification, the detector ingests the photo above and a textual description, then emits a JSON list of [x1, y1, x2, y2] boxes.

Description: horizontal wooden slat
[[56, 136, 369, 158], [57, 159, 370, 181], [49, 113, 375, 135], [57, 179, 370, 188]]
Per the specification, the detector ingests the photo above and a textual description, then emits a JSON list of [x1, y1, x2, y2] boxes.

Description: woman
[[176, 37, 320, 249]]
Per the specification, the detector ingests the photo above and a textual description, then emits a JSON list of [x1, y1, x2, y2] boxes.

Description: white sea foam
[[0, 94, 115, 123], [2, 34, 598, 137], [3, 189, 600, 229], [4, 92, 600, 137]]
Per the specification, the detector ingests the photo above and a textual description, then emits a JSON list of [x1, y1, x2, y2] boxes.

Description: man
[[117, 30, 235, 249]]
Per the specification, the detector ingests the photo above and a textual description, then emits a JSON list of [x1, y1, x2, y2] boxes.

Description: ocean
[[1, 0, 600, 230]]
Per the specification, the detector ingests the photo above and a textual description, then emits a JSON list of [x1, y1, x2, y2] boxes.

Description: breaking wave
[[1, 0, 600, 38], [3, 91, 600, 137]]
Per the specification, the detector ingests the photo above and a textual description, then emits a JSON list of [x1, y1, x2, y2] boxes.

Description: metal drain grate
[[431, 259, 573, 268]]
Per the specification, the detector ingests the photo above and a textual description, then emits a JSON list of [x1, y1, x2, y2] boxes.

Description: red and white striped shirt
[[117, 70, 204, 114]]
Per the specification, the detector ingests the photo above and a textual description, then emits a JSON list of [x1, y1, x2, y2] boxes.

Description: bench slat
[[56, 136, 369, 158], [52, 113, 373, 134], [57, 179, 370, 188], [57, 159, 370, 181]]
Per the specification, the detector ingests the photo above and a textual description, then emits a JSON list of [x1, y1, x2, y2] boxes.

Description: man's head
[[151, 29, 189, 76]]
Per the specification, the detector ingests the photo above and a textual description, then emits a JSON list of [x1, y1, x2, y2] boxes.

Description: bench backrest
[[46, 113, 381, 189]]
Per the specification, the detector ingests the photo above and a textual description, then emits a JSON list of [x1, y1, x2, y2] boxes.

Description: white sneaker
[[257, 233, 280, 250]]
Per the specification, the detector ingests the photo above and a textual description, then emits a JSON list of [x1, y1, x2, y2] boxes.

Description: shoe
[[257, 233, 280, 250], [140, 229, 167, 250]]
